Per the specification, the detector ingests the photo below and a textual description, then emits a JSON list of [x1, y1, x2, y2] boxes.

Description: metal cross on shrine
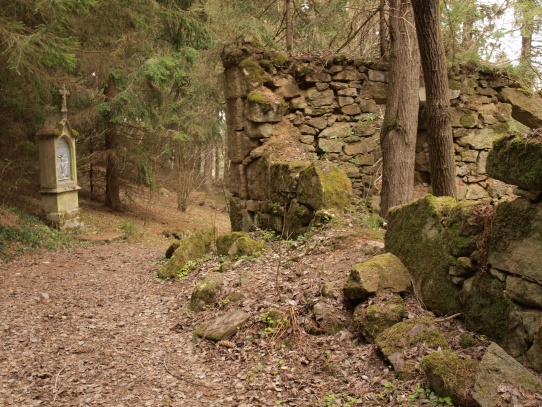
[[59, 85, 70, 120]]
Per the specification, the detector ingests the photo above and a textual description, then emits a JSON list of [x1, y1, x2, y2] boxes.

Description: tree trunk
[[285, 0, 293, 51], [104, 123, 122, 211], [412, 0, 457, 198], [379, 0, 420, 218], [518, 0, 535, 87], [104, 81, 122, 211], [214, 143, 221, 183], [203, 145, 213, 192], [379, 0, 389, 59]]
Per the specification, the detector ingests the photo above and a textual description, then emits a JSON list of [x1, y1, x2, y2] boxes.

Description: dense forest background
[[1, 0, 540, 212]]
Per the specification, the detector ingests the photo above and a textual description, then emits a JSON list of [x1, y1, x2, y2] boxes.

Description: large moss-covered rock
[[157, 230, 214, 279], [297, 161, 353, 211], [217, 232, 250, 256], [421, 350, 478, 407], [487, 134, 542, 191], [463, 273, 528, 357], [385, 195, 465, 316], [472, 343, 542, 407], [376, 318, 449, 357], [190, 273, 224, 312], [353, 294, 405, 343], [216, 232, 265, 259], [487, 198, 542, 282], [500, 87, 542, 129], [343, 253, 411, 303], [376, 318, 448, 378]]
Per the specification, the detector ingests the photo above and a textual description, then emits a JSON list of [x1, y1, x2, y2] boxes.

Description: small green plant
[[119, 219, 139, 238]]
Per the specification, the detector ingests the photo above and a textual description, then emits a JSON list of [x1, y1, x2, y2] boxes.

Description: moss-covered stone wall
[[222, 43, 541, 231]]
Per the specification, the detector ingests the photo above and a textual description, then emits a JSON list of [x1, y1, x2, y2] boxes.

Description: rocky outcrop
[[386, 191, 542, 372]]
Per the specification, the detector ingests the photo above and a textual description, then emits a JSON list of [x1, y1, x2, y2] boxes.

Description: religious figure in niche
[[57, 138, 71, 180]]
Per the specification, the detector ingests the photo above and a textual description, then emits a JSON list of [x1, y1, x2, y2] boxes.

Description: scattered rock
[[421, 349, 478, 407], [343, 253, 411, 303], [190, 273, 224, 312], [353, 294, 405, 343], [472, 343, 542, 407], [193, 309, 251, 342]]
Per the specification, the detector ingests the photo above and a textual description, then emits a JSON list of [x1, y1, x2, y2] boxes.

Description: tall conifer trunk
[[379, 0, 420, 218], [412, 0, 457, 198], [104, 81, 122, 211]]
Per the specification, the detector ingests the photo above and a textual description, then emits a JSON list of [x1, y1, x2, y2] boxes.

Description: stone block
[[306, 87, 335, 107], [359, 99, 378, 113], [341, 104, 361, 115], [224, 67, 248, 99], [368, 69, 388, 83], [500, 87, 542, 128], [246, 87, 287, 123], [359, 81, 387, 104], [319, 122, 352, 139], [488, 198, 542, 282], [227, 129, 260, 164], [318, 138, 343, 153], [297, 160, 352, 210], [306, 117, 327, 130], [275, 74, 300, 99], [487, 134, 542, 191], [506, 276, 542, 309], [245, 121, 273, 139]]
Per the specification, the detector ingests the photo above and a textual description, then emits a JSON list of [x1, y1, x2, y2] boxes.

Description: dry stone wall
[[222, 44, 541, 231]]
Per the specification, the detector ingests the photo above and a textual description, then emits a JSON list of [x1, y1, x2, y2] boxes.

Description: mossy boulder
[[385, 195, 466, 316], [487, 198, 542, 282], [421, 350, 479, 407], [216, 232, 265, 259], [487, 134, 542, 191], [190, 273, 224, 312], [472, 343, 542, 407], [217, 232, 250, 256], [343, 253, 411, 303], [297, 161, 353, 211], [376, 317, 449, 357], [376, 318, 448, 378], [157, 230, 214, 279], [463, 273, 528, 357], [353, 294, 405, 343]]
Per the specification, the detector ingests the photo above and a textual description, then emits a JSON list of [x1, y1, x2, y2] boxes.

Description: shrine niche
[[37, 85, 82, 230]]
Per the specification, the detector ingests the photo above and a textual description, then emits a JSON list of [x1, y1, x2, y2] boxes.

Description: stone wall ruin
[[222, 44, 542, 232]]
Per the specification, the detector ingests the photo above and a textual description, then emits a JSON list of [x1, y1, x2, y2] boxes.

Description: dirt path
[[0, 243, 231, 406], [3, 221, 500, 407]]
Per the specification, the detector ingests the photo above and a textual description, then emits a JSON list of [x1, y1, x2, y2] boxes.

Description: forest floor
[[0, 188, 511, 406]]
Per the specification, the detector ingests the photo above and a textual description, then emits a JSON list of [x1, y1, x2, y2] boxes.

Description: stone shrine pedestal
[[37, 86, 82, 230]]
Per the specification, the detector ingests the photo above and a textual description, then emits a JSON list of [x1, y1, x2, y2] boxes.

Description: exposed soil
[[0, 189, 537, 406]]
